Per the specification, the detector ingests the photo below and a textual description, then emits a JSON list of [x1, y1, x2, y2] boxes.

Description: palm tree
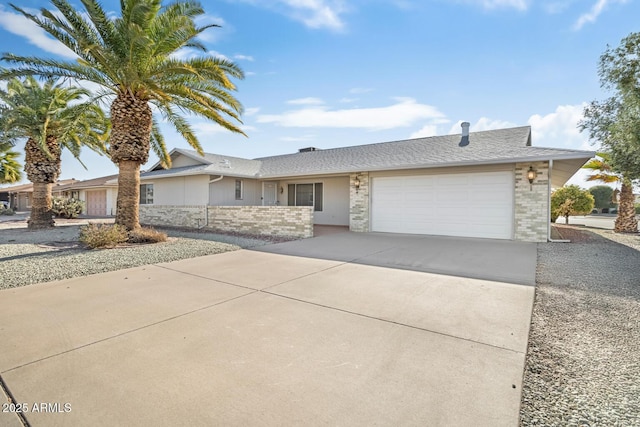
[[1, 0, 245, 230], [0, 141, 22, 184], [0, 76, 108, 228], [582, 152, 638, 233]]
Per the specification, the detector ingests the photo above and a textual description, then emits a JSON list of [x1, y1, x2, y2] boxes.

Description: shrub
[[79, 224, 128, 249], [127, 227, 167, 244], [0, 206, 15, 215], [52, 197, 85, 219], [636, 204, 640, 214], [551, 185, 595, 224]]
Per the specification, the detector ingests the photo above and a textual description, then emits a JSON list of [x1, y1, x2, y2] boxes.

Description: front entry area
[[370, 171, 514, 239]]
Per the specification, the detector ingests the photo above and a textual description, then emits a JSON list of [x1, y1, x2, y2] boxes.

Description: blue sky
[[0, 0, 637, 186]]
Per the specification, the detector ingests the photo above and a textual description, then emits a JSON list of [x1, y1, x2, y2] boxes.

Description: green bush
[[0, 206, 15, 215], [551, 185, 595, 224], [127, 227, 167, 244], [79, 224, 128, 249], [52, 197, 85, 219], [635, 204, 640, 214]]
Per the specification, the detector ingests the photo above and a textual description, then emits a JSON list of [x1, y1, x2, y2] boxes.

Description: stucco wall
[[146, 175, 210, 206], [207, 206, 313, 238], [514, 161, 549, 242], [209, 177, 262, 206]]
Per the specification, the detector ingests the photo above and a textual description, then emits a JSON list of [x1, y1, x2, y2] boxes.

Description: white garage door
[[371, 171, 513, 239]]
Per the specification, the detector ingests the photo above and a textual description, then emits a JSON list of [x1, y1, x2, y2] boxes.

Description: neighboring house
[[58, 174, 119, 216], [135, 125, 594, 242], [0, 179, 79, 211]]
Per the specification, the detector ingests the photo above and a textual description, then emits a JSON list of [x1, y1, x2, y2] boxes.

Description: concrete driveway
[[0, 235, 535, 426]]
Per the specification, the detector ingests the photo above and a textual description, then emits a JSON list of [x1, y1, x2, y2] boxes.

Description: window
[[140, 184, 154, 204], [287, 183, 323, 211], [235, 180, 243, 200]]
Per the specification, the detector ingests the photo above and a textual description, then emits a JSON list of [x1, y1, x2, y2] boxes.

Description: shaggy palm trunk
[[24, 136, 60, 229], [109, 92, 152, 231], [614, 179, 638, 233]]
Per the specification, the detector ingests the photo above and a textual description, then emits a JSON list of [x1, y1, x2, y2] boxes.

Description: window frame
[[140, 183, 154, 205], [235, 179, 244, 200], [287, 182, 323, 212]]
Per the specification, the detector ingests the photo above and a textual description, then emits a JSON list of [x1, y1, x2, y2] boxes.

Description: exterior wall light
[[354, 175, 361, 193], [527, 166, 536, 184]]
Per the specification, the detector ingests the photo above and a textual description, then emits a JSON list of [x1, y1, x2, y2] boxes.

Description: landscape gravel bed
[[520, 226, 640, 426], [0, 224, 280, 290]]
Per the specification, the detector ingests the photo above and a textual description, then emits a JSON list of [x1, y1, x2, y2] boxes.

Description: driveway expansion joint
[[0, 374, 30, 426]]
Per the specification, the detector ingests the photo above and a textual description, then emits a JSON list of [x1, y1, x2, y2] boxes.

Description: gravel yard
[[0, 218, 285, 290], [520, 225, 640, 426]]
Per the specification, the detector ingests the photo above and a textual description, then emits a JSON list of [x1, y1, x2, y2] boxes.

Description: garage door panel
[[372, 172, 513, 239]]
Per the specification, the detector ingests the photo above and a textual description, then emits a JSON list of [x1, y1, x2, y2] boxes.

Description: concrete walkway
[[0, 247, 535, 426]]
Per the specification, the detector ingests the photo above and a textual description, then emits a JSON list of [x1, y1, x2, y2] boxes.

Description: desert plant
[[551, 185, 595, 224], [52, 197, 85, 219], [127, 227, 167, 244], [79, 223, 128, 249], [0, 206, 15, 215]]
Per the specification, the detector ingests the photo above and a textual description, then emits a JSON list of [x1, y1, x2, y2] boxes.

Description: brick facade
[[207, 206, 313, 238], [514, 161, 549, 242], [140, 205, 207, 228], [140, 205, 313, 238], [349, 172, 370, 232]]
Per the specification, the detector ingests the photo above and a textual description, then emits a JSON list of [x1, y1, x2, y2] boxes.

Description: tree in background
[[588, 185, 615, 210], [1, 0, 245, 231], [580, 32, 640, 233], [551, 185, 595, 224], [0, 141, 21, 184], [0, 77, 108, 228]]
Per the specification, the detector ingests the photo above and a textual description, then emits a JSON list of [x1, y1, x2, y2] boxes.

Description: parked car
[[601, 208, 609, 213], [591, 209, 599, 214]]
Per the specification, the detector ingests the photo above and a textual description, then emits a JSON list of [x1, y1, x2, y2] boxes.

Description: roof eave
[[257, 152, 596, 178]]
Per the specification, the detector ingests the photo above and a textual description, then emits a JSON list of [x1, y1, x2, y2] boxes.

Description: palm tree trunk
[[24, 136, 60, 230], [114, 160, 141, 231], [614, 179, 638, 233], [28, 182, 55, 229]]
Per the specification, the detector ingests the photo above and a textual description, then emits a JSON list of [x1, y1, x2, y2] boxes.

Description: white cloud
[[232, 0, 347, 31], [244, 107, 261, 116], [0, 6, 77, 59], [287, 97, 325, 105], [257, 97, 446, 131], [446, 118, 517, 135], [195, 14, 231, 42], [234, 54, 255, 61], [573, 0, 627, 30], [339, 97, 358, 103], [410, 124, 440, 139], [464, 0, 529, 10], [280, 134, 316, 142], [527, 104, 591, 149], [209, 50, 230, 61]]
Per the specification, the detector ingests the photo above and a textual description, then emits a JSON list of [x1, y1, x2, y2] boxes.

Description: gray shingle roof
[[147, 126, 594, 179]]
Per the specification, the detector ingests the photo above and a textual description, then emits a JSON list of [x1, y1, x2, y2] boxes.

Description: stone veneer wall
[[139, 205, 207, 228], [514, 161, 549, 242], [207, 206, 313, 238], [349, 172, 370, 232]]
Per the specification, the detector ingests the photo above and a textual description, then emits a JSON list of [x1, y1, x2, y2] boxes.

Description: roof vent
[[459, 122, 470, 147], [220, 159, 231, 168], [298, 147, 318, 153]]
